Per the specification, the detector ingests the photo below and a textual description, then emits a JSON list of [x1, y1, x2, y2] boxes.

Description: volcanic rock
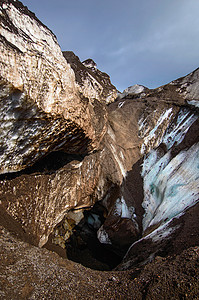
[[114, 70, 199, 269]]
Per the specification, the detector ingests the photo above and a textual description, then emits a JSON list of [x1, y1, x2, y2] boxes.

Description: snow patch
[[124, 218, 180, 262], [147, 108, 173, 138], [3, 3, 8, 9], [118, 101, 125, 108], [163, 108, 197, 150], [114, 197, 135, 219], [187, 100, 199, 108], [141, 149, 165, 177], [139, 108, 173, 154], [110, 144, 126, 178]]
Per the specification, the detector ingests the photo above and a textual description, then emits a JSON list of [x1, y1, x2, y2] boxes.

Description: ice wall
[[141, 107, 199, 234]]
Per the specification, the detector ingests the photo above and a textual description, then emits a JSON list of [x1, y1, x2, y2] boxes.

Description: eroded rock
[[63, 52, 117, 104], [114, 70, 199, 270], [0, 0, 118, 174]]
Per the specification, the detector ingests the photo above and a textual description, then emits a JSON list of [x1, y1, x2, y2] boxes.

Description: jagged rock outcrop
[[117, 84, 149, 100], [0, 0, 199, 297], [63, 52, 117, 104]]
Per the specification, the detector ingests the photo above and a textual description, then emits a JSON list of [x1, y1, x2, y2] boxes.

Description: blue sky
[[22, 0, 199, 91]]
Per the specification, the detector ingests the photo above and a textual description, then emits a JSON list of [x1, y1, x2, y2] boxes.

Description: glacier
[[141, 107, 199, 234]]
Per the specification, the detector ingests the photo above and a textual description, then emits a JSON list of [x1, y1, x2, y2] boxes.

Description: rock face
[[0, 0, 117, 174], [0, 0, 117, 246], [63, 52, 117, 104], [0, 0, 199, 298], [115, 72, 199, 269]]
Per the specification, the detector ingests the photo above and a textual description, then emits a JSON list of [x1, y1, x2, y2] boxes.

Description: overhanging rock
[[0, 0, 117, 174]]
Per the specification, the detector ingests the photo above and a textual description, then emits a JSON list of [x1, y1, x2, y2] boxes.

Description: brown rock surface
[[0, 66, 198, 248], [0, 151, 105, 246], [0, 0, 117, 174], [63, 51, 117, 104]]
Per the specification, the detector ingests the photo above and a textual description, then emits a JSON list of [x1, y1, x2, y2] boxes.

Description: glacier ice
[[114, 197, 135, 219], [163, 108, 198, 150], [141, 107, 199, 236], [142, 143, 199, 232]]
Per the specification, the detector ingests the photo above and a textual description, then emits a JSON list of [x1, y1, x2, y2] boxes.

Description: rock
[[63, 52, 117, 105], [92, 68, 199, 268], [169, 67, 199, 102], [117, 201, 199, 270], [82, 58, 97, 69], [117, 84, 148, 100], [0, 0, 113, 174], [1, 61, 198, 251], [0, 151, 107, 246], [124, 84, 146, 95], [98, 216, 139, 254], [114, 69, 199, 270]]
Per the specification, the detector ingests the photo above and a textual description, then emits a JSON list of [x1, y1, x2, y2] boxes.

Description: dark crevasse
[[65, 203, 123, 271], [0, 151, 86, 180], [50, 160, 145, 271]]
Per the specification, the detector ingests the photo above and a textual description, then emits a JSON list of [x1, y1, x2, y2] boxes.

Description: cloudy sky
[[22, 0, 199, 92]]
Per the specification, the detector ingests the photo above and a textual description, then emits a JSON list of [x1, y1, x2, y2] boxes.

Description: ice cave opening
[[51, 202, 127, 271]]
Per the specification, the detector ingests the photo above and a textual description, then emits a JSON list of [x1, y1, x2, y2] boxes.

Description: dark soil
[[0, 224, 198, 299]]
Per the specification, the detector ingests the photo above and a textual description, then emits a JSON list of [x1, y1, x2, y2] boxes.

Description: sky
[[22, 0, 199, 92]]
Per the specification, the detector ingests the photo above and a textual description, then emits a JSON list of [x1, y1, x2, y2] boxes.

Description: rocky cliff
[[0, 0, 198, 299], [0, 0, 117, 175]]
